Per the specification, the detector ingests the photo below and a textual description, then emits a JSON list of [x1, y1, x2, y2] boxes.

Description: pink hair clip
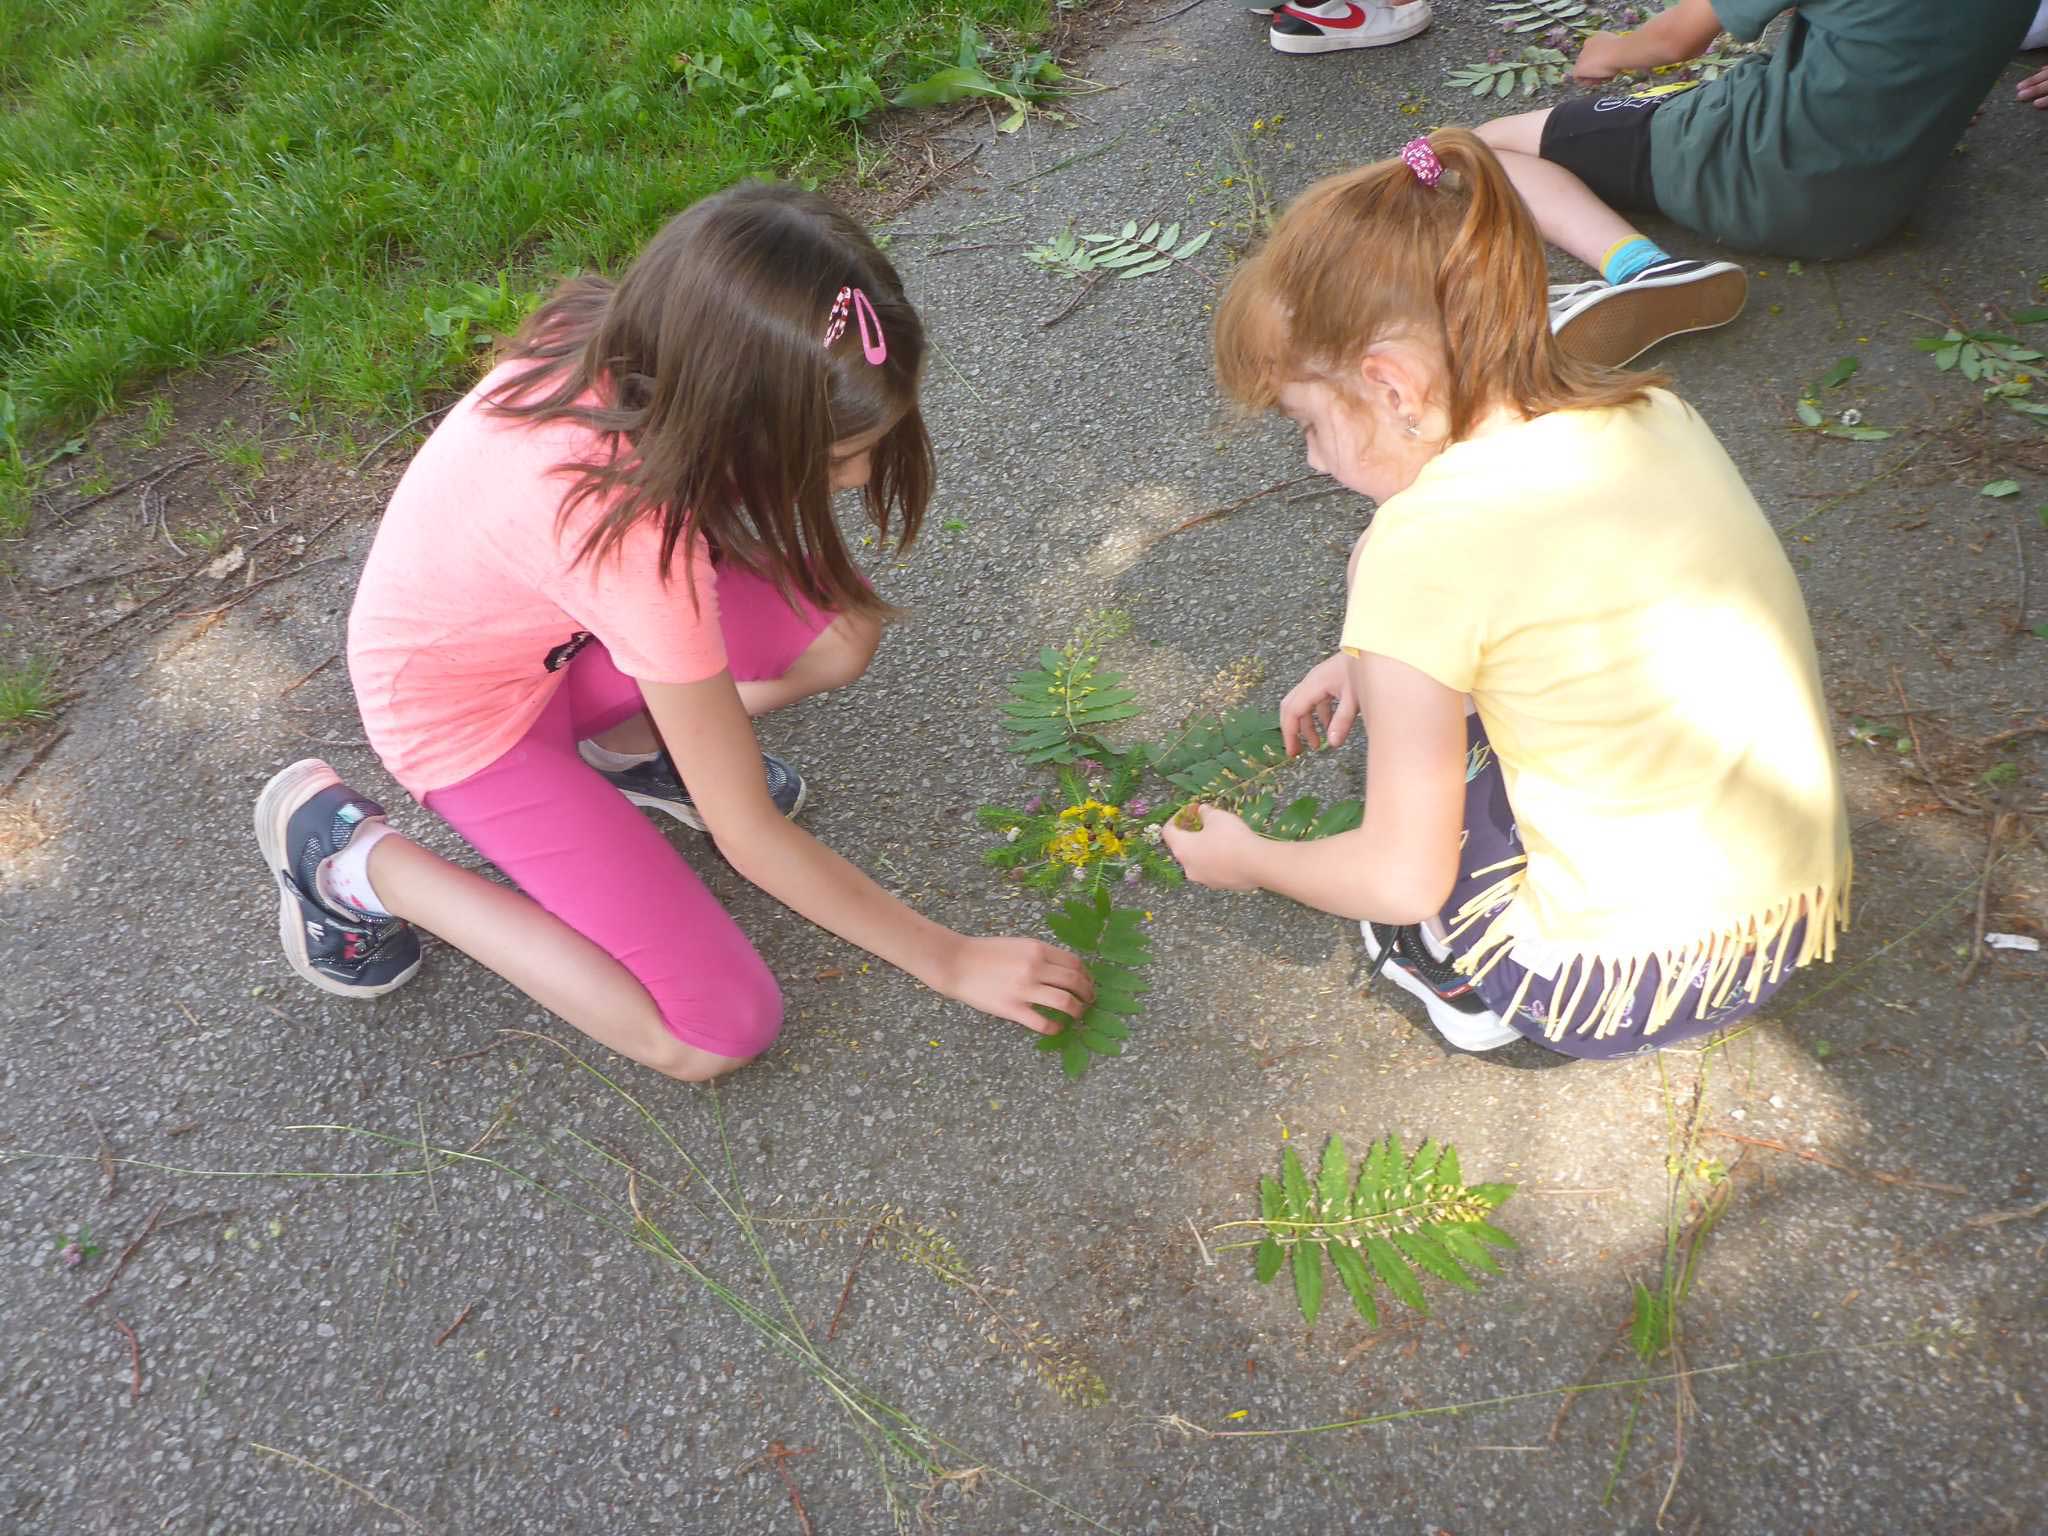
[[822, 285, 888, 365], [1400, 136, 1443, 188]]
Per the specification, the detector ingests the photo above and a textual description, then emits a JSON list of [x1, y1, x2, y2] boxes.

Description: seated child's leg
[[1480, 95, 1746, 368], [1479, 113, 1645, 274]]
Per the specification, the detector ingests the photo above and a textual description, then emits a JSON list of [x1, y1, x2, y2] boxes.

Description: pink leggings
[[421, 562, 836, 1059]]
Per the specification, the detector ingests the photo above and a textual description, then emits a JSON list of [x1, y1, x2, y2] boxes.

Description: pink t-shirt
[[347, 364, 727, 797]]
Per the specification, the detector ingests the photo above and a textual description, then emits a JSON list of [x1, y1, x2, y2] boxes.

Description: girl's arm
[[1163, 653, 1466, 925], [1575, 0, 1727, 81], [641, 674, 1092, 1032]]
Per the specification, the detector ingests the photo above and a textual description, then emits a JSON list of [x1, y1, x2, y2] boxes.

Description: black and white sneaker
[[583, 746, 808, 832], [253, 760, 422, 999], [1547, 259, 1747, 368], [1360, 921, 1522, 1052], [1268, 0, 1431, 53]]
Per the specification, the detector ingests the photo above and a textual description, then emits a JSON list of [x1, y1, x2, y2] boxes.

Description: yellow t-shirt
[[1341, 390, 1850, 1038]]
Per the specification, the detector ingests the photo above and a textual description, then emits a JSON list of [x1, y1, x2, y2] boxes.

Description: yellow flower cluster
[[1051, 800, 1127, 866]]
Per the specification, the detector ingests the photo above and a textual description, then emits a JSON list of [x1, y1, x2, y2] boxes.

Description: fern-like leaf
[[1292, 1240, 1325, 1328], [1246, 1132, 1517, 1332], [1078, 218, 1213, 280], [1485, 0, 1589, 33], [1001, 624, 1142, 763], [1033, 888, 1151, 1078], [1446, 46, 1569, 96]]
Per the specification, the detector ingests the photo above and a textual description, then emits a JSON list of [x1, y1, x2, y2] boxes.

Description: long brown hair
[[486, 181, 931, 621], [1214, 127, 1660, 440]]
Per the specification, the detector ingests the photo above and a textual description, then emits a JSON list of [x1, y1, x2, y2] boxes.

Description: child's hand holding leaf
[[1162, 804, 1264, 891]]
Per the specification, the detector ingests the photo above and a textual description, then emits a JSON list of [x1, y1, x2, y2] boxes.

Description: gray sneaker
[[584, 746, 807, 831], [254, 760, 423, 998]]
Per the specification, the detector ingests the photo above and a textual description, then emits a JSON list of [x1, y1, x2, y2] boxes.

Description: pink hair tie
[[822, 285, 888, 365], [1400, 136, 1443, 188]]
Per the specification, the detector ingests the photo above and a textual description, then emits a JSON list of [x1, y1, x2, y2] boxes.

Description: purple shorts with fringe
[[1441, 717, 1803, 1060]]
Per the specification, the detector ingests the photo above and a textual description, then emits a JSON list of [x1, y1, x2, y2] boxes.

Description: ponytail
[[1214, 128, 1661, 435]]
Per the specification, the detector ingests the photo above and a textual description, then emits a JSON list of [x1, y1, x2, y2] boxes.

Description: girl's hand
[[1574, 31, 1629, 81], [1161, 805, 1264, 892], [934, 936, 1094, 1034], [1281, 654, 1361, 756], [2020, 63, 2048, 109]]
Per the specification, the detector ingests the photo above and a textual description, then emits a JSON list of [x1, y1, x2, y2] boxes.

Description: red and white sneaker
[[1269, 0, 1431, 54]]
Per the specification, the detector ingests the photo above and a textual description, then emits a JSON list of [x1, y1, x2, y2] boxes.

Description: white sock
[[578, 740, 659, 772], [318, 821, 397, 918]]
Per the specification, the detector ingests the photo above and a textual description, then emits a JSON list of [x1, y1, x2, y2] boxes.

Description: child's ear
[[1357, 346, 1434, 427]]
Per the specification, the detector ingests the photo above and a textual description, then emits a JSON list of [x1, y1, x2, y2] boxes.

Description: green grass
[[1, 0, 1049, 439], [0, 656, 58, 727]]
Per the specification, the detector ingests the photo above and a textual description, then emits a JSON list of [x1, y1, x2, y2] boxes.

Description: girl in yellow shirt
[[1162, 129, 1850, 1058]]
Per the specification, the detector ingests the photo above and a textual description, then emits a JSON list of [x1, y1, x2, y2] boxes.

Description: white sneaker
[[1547, 259, 1747, 368], [1269, 0, 1432, 54], [1360, 921, 1523, 1052]]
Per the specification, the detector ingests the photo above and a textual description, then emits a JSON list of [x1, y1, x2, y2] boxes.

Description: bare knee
[[816, 610, 882, 690], [643, 970, 783, 1081], [650, 1040, 754, 1082]]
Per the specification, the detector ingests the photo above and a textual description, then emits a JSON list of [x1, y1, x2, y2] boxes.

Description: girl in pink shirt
[[252, 183, 1091, 1080]]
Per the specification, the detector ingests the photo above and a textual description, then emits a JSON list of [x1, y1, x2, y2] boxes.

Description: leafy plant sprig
[[978, 754, 1181, 894], [1226, 1134, 1516, 1330], [1034, 888, 1153, 1079], [1486, 0, 1596, 35], [894, 19, 1065, 133], [1000, 612, 1142, 763], [1027, 220, 1213, 281], [1914, 321, 2048, 421], [1148, 704, 1361, 829], [1446, 46, 1570, 97]]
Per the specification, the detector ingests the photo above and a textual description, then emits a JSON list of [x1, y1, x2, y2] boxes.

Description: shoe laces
[[1546, 278, 1607, 314]]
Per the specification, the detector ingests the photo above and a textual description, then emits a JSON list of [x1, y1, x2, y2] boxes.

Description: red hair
[[1214, 127, 1661, 437]]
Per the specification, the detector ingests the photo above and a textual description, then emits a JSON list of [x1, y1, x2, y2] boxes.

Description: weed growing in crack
[[0, 656, 57, 728]]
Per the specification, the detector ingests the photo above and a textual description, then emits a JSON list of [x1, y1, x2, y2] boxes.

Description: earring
[[1403, 414, 1421, 439]]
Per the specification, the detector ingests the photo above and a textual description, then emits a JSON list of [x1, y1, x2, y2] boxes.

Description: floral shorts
[[1439, 717, 1802, 1059]]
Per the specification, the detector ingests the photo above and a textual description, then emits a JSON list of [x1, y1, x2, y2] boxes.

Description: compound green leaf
[[1308, 799, 1363, 837], [1280, 1146, 1313, 1220], [1292, 1240, 1325, 1328], [1394, 1229, 1479, 1291], [1364, 1235, 1428, 1315], [1328, 1241, 1378, 1329], [1408, 1136, 1443, 1183], [1317, 1134, 1351, 1220], [1471, 1219, 1519, 1250], [1440, 1226, 1505, 1276], [1255, 1237, 1285, 1284]]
